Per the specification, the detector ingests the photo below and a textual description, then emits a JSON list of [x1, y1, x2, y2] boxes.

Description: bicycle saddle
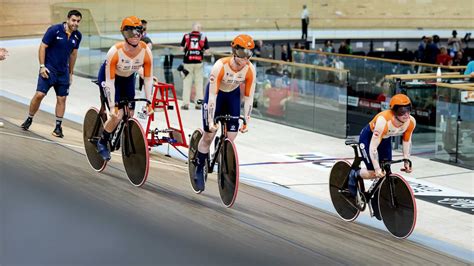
[[345, 138, 359, 146]]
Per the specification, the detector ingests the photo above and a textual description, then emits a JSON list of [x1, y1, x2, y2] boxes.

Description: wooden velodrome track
[[0, 97, 468, 265]]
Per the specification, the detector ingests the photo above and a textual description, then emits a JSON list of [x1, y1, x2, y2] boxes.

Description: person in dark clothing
[[21, 10, 82, 138], [138, 19, 153, 91], [424, 36, 439, 64], [416, 36, 427, 62], [338, 39, 352, 54], [301, 5, 309, 40], [140, 19, 153, 49], [452, 51, 467, 66], [163, 50, 174, 84], [281, 44, 289, 61], [323, 40, 335, 53], [180, 22, 209, 110]]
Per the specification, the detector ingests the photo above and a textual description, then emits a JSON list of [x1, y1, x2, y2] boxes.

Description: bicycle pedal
[[368, 200, 374, 217], [339, 188, 350, 194], [355, 191, 367, 211]]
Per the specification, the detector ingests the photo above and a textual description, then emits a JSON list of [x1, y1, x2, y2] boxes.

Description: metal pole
[[455, 93, 461, 163]]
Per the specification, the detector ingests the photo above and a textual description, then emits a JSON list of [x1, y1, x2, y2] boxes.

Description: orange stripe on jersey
[[369, 110, 392, 130], [370, 110, 391, 138], [215, 67, 225, 94], [143, 48, 152, 77], [244, 66, 255, 97], [108, 51, 119, 79], [221, 57, 231, 64], [403, 118, 416, 142], [115, 42, 124, 50]]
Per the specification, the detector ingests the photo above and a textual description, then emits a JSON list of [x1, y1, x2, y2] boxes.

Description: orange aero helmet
[[231, 34, 255, 59], [120, 16, 142, 31], [231, 34, 255, 49], [389, 93, 411, 109]]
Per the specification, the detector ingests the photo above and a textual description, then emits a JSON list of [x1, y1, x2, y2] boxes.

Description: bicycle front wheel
[[122, 118, 149, 187], [83, 107, 107, 172], [218, 138, 239, 208], [379, 174, 417, 239], [188, 129, 204, 194], [329, 161, 360, 221]]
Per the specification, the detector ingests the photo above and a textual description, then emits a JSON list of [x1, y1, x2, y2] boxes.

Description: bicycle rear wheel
[[329, 161, 360, 221], [122, 118, 149, 187], [188, 129, 204, 194], [379, 174, 417, 239], [83, 107, 107, 172], [218, 138, 239, 208]]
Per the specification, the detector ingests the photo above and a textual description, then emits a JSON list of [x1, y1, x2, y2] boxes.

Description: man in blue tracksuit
[[21, 10, 82, 138]]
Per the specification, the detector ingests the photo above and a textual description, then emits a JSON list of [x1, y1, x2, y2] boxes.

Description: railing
[[432, 83, 474, 169], [292, 48, 469, 133], [384, 74, 473, 169], [292, 48, 467, 71]]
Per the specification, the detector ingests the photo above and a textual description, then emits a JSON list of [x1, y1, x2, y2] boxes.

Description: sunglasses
[[233, 46, 253, 59], [395, 106, 411, 116], [122, 26, 143, 38]]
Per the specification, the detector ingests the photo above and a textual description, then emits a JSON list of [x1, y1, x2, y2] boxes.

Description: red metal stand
[[146, 82, 188, 148]]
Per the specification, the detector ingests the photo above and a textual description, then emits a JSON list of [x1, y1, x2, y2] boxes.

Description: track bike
[[188, 115, 246, 208], [83, 81, 150, 186], [329, 139, 417, 238]]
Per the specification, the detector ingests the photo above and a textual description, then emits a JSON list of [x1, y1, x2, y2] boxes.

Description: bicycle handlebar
[[381, 159, 412, 168], [118, 98, 150, 105], [214, 115, 247, 126], [194, 100, 247, 126]]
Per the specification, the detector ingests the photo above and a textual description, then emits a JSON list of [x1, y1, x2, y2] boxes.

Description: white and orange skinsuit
[[365, 110, 416, 170], [103, 41, 153, 107], [205, 56, 256, 128]]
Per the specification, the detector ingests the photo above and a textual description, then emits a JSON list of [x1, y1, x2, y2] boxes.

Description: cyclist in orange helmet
[[348, 93, 416, 219], [95, 16, 154, 161], [192, 34, 256, 191]]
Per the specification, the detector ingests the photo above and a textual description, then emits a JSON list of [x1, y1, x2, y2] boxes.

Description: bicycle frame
[[347, 142, 411, 210], [207, 115, 246, 173], [109, 106, 130, 153], [381, 159, 411, 209], [92, 98, 148, 155], [208, 129, 224, 174], [330, 140, 417, 237]]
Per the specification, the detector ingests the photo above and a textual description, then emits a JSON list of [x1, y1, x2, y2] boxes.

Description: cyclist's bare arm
[[402, 117, 416, 172], [206, 60, 224, 129], [368, 116, 387, 177], [142, 45, 153, 103], [241, 63, 256, 132], [402, 117, 416, 159], [104, 46, 119, 110]]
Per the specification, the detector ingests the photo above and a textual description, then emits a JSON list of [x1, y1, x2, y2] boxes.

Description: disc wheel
[[83, 107, 107, 172], [329, 161, 360, 221], [122, 118, 149, 187]]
